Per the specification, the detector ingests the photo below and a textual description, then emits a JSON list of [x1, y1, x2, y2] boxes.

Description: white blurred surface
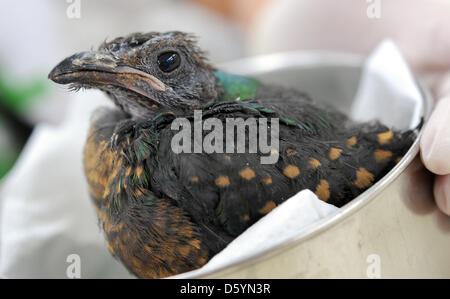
[[249, 0, 450, 73], [352, 40, 422, 129]]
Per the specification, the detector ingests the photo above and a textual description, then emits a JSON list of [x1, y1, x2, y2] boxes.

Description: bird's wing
[[83, 107, 211, 278], [159, 106, 414, 242], [155, 107, 337, 240]]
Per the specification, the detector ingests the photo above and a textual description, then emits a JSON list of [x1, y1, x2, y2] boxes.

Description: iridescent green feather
[[213, 71, 328, 134], [214, 71, 260, 101]]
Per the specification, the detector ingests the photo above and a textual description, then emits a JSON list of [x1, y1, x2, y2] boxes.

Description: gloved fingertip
[[434, 174, 450, 216], [420, 97, 450, 175]]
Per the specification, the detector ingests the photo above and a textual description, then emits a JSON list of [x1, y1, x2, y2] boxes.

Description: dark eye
[[157, 52, 181, 73]]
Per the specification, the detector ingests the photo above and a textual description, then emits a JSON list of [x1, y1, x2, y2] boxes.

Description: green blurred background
[[0, 70, 48, 178]]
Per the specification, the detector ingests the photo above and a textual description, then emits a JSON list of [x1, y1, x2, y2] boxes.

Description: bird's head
[[49, 31, 220, 117]]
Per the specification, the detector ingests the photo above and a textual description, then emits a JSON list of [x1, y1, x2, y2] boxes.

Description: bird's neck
[[117, 71, 261, 118], [214, 70, 260, 101]]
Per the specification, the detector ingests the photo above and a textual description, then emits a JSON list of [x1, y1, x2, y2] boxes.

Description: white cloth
[[173, 190, 337, 278], [0, 93, 134, 278], [351, 41, 423, 129]]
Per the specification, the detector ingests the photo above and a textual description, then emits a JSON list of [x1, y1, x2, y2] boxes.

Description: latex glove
[[421, 79, 450, 215]]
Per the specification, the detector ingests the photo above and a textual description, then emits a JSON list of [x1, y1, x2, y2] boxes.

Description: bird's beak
[[48, 51, 166, 95]]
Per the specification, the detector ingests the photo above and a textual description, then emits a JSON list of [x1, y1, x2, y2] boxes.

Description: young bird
[[49, 31, 415, 278]]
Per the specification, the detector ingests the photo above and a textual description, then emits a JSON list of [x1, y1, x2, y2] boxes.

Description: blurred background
[[1, 0, 450, 278]]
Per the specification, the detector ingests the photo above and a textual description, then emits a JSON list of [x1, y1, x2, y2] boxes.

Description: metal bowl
[[176, 51, 450, 278]]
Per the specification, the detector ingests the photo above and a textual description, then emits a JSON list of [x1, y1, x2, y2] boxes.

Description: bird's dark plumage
[[49, 31, 416, 278]]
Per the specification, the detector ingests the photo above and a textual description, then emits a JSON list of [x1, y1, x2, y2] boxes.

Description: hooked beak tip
[[48, 67, 61, 82], [48, 51, 119, 83], [48, 51, 166, 96]]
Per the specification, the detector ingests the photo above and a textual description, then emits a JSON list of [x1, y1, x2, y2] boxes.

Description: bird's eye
[[157, 52, 181, 73]]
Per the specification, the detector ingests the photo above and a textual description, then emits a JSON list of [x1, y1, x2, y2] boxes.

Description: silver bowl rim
[[174, 50, 434, 278]]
